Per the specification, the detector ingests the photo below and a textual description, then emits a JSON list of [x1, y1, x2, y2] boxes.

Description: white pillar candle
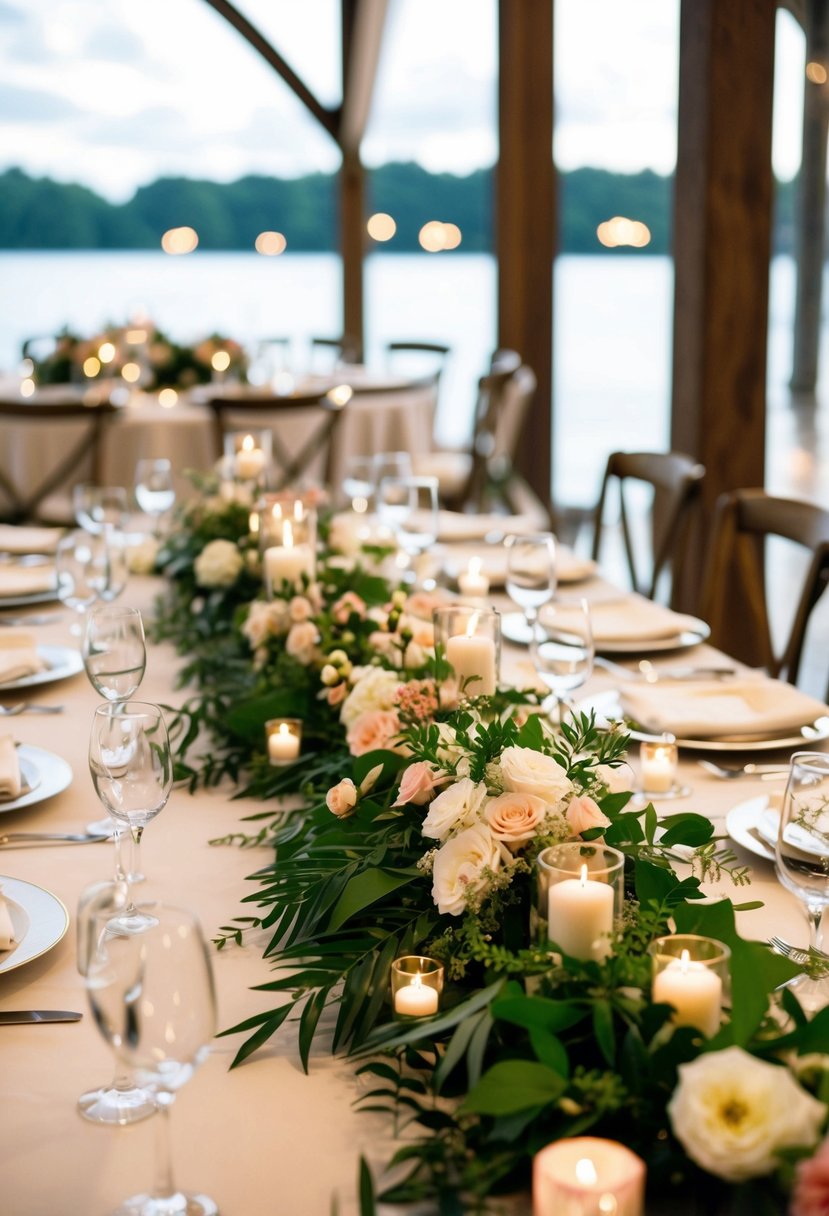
[[446, 631, 497, 697], [264, 542, 314, 591], [235, 435, 266, 481], [534, 1137, 646, 1216], [393, 973, 439, 1017], [652, 949, 722, 1037], [458, 556, 490, 599], [268, 723, 300, 764], [640, 739, 677, 794], [547, 865, 614, 961]]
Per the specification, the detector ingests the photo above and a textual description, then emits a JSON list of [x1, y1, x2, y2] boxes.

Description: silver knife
[[0, 1010, 82, 1024]]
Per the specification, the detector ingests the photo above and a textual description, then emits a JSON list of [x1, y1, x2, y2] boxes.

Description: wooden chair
[[206, 391, 349, 491], [385, 341, 450, 381], [0, 398, 117, 524], [590, 450, 705, 606], [698, 488, 829, 685], [309, 335, 363, 370]]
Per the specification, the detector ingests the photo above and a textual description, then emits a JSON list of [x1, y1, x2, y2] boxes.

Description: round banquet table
[[0, 570, 823, 1216]]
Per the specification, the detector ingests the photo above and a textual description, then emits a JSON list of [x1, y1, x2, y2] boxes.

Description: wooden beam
[[496, 0, 555, 508], [340, 1, 367, 357], [201, 0, 339, 140], [671, 0, 776, 636], [791, 0, 829, 393], [339, 0, 388, 154]]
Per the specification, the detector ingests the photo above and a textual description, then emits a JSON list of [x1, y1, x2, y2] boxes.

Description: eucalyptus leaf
[[460, 1060, 566, 1115]]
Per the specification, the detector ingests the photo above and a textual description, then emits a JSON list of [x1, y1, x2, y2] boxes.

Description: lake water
[[0, 250, 805, 508]]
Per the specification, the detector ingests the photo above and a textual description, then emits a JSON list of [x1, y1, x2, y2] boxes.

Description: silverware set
[[769, 936, 829, 970], [0, 703, 64, 715], [0, 829, 111, 847], [698, 759, 790, 780], [593, 655, 736, 683]]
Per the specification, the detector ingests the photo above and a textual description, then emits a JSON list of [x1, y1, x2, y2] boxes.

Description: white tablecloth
[[0, 573, 819, 1215]]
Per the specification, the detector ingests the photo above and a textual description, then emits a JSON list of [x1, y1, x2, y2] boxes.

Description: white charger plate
[[0, 876, 69, 974], [579, 689, 829, 753], [0, 745, 72, 814], [0, 645, 83, 691]]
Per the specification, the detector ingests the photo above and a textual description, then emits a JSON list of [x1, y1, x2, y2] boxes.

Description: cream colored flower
[[498, 745, 573, 805], [394, 760, 449, 807], [285, 620, 320, 665], [326, 778, 358, 818], [668, 1046, 826, 1182], [242, 600, 290, 649], [431, 821, 501, 915], [340, 667, 401, 728], [193, 538, 244, 588], [566, 794, 611, 837], [485, 791, 548, 847], [346, 708, 401, 757], [125, 536, 159, 575], [422, 777, 488, 842]]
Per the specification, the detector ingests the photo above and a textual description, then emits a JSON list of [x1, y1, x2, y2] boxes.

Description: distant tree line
[[0, 163, 796, 255]]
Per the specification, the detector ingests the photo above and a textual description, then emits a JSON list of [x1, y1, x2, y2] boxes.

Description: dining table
[[0, 531, 826, 1215]]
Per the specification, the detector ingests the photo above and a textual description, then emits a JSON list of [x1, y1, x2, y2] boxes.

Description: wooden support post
[[671, 0, 776, 637], [791, 0, 829, 394], [496, 0, 555, 509]]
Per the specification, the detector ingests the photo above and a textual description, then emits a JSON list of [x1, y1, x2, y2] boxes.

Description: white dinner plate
[[726, 796, 776, 862], [0, 745, 72, 814], [596, 619, 711, 654], [444, 548, 597, 591], [0, 645, 83, 691], [578, 689, 829, 753], [0, 875, 69, 975]]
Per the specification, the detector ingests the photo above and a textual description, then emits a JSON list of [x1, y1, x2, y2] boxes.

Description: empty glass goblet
[[775, 751, 829, 1012], [134, 458, 175, 537], [377, 474, 439, 587], [530, 597, 594, 725], [504, 532, 557, 645], [55, 528, 102, 635], [83, 901, 218, 1215], [73, 485, 130, 536]]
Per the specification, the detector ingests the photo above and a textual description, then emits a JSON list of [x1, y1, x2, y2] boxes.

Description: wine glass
[[504, 532, 557, 645], [341, 455, 375, 514], [774, 751, 829, 1012], [134, 458, 175, 537], [530, 598, 594, 725], [55, 528, 102, 635], [83, 901, 218, 1215], [73, 485, 130, 536], [376, 474, 439, 588], [89, 701, 173, 928], [89, 525, 129, 603], [76, 878, 156, 1126]]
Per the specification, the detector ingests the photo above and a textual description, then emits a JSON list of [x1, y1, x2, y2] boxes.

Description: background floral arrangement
[[27, 322, 247, 390]]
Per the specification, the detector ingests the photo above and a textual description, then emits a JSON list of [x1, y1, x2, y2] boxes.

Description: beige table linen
[[0, 574, 823, 1216]]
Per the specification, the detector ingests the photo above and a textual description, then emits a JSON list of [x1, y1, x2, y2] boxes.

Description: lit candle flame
[[575, 1158, 598, 1186], [579, 864, 589, 887], [680, 948, 691, 974], [284, 520, 294, 548], [241, 434, 255, 453], [465, 611, 479, 638]]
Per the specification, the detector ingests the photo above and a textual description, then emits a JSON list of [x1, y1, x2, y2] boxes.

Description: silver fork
[[699, 759, 790, 780], [0, 703, 64, 715], [769, 936, 829, 967]]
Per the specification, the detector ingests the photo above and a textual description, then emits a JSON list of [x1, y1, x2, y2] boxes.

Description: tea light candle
[[533, 1137, 646, 1216], [547, 864, 614, 961], [640, 736, 678, 793], [235, 434, 266, 481], [458, 556, 490, 599], [394, 972, 439, 1017], [266, 720, 301, 765], [445, 613, 497, 696], [652, 948, 722, 1037]]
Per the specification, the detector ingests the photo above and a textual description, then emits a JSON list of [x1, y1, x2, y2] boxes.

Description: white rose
[[340, 667, 400, 728], [431, 821, 501, 915], [668, 1046, 826, 1182], [193, 538, 244, 588], [499, 745, 573, 805], [242, 600, 289, 649], [326, 778, 358, 818], [422, 777, 488, 842], [125, 536, 159, 575]]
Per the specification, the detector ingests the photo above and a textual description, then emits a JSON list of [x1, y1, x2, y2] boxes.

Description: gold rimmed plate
[[0, 876, 69, 975]]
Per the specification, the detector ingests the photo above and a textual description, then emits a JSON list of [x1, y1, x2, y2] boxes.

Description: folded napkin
[[620, 676, 829, 739], [0, 631, 46, 685], [0, 885, 15, 951], [0, 564, 57, 599], [0, 525, 62, 555], [0, 733, 21, 802], [584, 596, 703, 644]]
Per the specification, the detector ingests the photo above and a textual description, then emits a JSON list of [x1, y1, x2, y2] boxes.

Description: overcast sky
[[0, 0, 806, 203]]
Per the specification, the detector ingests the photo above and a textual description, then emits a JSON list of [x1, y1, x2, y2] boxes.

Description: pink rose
[[792, 1136, 829, 1216], [394, 760, 449, 807], [333, 592, 366, 624], [346, 709, 401, 757], [485, 791, 548, 846], [289, 595, 313, 622], [285, 620, 320, 664], [326, 778, 358, 818], [566, 795, 611, 837], [326, 682, 347, 707]]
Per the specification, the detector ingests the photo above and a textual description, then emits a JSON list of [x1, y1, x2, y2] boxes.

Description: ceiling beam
[[340, 0, 388, 153]]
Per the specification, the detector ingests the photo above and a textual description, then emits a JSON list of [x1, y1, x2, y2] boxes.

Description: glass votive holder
[[259, 496, 317, 597], [533, 1137, 646, 1216], [648, 934, 730, 1038], [390, 955, 444, 1019], [265, 718, 302, 766], [432, 604, 501, 701], [224, 429, 272, 484], [639, 734, 678, 794], [535, 843, 625, 961]]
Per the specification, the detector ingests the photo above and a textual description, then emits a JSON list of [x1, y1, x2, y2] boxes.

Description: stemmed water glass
[[376, 474, 439, 588], [88, 700, 173, 928], [504, 532, 557, 644], [774, 751, 829, 1012], [83, 901, 218, 1215], [73, 485, 130, 536], [55, 528, 103, 635], [530, 597, 594, 725], [134, 458, 175, 537]]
